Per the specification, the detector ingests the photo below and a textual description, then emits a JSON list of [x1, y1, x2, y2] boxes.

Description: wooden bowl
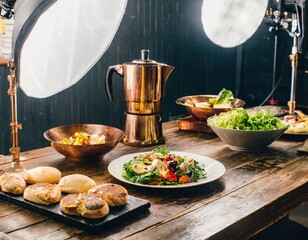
[[44, 124, 124, 163]]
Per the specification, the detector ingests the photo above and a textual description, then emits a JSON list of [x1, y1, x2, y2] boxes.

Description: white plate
[[284, 131, 308, 136], [108, 151, 226, 188]]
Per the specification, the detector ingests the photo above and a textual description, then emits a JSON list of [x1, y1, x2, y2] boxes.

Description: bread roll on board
[[0, 173, 26, 195], [59, 193, 80, 216], [60, 193, 109, 219], [88, 183, 128, 206], [77, 193, 109, 219], [59, 174, 96, 193], [26, 166, 62, 184], [10, 168, 29, 181], [23, 183, 61, 205]]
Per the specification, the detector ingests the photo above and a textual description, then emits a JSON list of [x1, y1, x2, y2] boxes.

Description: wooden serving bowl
[[44, 124, 125, 163]]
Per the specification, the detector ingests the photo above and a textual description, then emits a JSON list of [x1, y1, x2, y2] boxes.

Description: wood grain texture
[[0, 121, 307, 239]]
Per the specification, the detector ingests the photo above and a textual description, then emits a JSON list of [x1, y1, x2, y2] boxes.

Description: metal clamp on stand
[[7, 60, 21, 164]]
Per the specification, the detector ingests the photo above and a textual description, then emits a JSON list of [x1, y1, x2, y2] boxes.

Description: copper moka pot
[[105, 50, 174, 146]]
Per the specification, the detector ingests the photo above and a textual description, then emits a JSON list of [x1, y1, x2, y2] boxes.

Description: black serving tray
[[0, 191, 150, 233]]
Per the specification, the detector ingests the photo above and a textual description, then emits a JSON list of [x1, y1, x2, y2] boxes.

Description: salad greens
[[215, 88, 234, 105], [152, 146, 170, 155], [207, 108, 287, 130], [122, 147, 207, 185]]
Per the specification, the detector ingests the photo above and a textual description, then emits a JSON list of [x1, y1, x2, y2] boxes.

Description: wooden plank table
[[0, 121, 307, 239]]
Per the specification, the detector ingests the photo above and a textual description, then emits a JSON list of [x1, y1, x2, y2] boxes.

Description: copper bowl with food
[[176, 95, 245, 121], [44, 124, 125, 163]]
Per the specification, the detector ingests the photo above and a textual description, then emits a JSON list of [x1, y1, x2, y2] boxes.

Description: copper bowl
[[44, 124, 125, 163], [176, 95, 245, 121]]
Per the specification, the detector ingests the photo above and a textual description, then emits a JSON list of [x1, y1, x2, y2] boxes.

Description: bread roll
[[0, 172, 26, 195], [10, 168, 29, 181], [88, 183, 128, 206], [26, 166, 61, 184], [59, 174, 96, 193], [77, 193, 109, 219], [60, 193, 80, 216], [60, 193, 109, 219], [23, 183, 61, 205]]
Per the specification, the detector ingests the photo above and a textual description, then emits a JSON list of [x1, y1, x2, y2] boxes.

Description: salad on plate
[[283, 110, 308, 134], [122, 147, 207, 185]]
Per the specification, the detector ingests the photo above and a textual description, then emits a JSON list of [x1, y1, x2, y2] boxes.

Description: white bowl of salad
[[207, 108, 288, 151]]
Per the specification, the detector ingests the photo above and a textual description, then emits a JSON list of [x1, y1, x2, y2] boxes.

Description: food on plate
[[60, 193, 109, 219], [88, 183, 128, 206], [0, 172, 26, 195], [284, 110, 308, 133], [121, 147, 207, 186], [59, 174, 97, 193], [208, 108, 287, 130], [195, 88, 235, 109], [60, 132, 106, 145], [26, 166, 62, 184], [23, 183, 61, 205]]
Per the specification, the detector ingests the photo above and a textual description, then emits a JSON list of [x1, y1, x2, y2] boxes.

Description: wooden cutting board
[[177, 116, 214, 133]]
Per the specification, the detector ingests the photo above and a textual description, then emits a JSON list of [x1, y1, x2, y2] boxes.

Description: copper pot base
[[123, 113, 165, 147]]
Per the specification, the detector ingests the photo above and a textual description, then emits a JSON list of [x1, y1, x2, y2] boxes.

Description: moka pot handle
[[105, 64, 123, 101]]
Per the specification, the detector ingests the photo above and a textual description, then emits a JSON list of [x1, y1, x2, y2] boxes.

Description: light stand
[[7, 59, 21, 164], [288, 13, 300, 114], [0, 0, 127, 167], [266, 1, 306, 113]]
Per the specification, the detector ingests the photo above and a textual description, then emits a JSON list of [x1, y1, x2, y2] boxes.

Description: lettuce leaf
[[215, 88, 234, 105], [208, 108, 287, 130]]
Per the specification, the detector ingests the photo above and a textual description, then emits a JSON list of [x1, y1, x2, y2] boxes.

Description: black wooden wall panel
[[0, 0, 306, 154]]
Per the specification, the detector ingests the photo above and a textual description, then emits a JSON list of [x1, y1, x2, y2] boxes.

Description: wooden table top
[[0, 121, 307, 239]]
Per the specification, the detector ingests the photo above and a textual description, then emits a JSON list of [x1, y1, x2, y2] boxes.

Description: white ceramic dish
[[284, 131, 308, 135], [108, 151, 226, 188]]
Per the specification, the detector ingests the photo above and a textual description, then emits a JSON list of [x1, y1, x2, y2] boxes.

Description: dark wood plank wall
[[0, 0, 306, 154]]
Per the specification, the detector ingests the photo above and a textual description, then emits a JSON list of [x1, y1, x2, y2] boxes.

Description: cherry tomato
[[169, 154, 175, 160], [165, 171, 178, 182], [179, 175, 190, 183]]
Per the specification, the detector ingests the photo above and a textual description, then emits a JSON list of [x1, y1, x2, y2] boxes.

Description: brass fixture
[[7, 60, 21, 163]]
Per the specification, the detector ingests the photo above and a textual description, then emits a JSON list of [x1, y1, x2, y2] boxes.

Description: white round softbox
[[13, 0, 127, 98], [202, 0, 268, 48]]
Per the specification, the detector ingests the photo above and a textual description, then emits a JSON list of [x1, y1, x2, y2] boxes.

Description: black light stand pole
[[267, 2, 283, 106], [269, 28, 279, 105], [288, 13, 300, 114]]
